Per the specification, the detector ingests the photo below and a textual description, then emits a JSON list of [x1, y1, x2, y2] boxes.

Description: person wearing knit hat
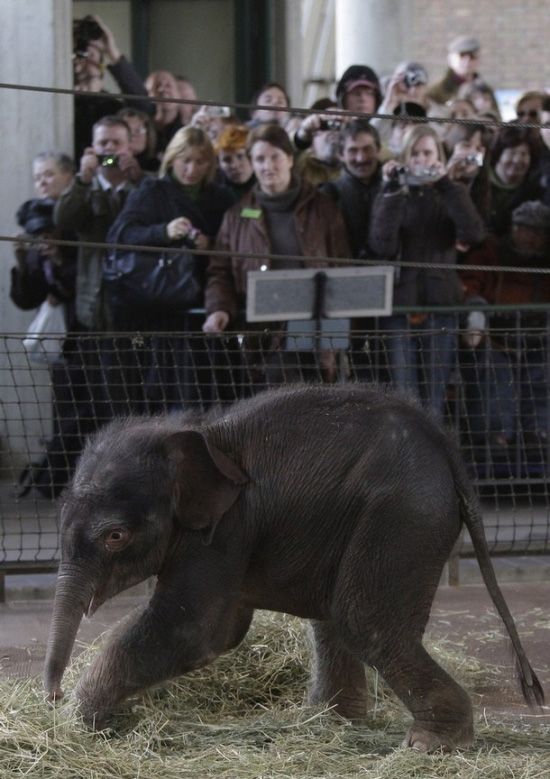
[[511, 200, 550, 232], [427, 35, 497, 108], [335, 64, 381, 114], [214, 124, 255, 200]]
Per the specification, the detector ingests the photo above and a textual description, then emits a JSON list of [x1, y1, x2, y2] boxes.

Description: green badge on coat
[[240, 207, 262, 219]]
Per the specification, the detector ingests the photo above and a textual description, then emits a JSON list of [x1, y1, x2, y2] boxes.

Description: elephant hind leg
[[363, 638, 473, 752], [307, 620, 368, 720]]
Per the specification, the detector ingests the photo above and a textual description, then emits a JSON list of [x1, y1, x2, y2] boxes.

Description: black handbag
[[103, 226, 203, 314]]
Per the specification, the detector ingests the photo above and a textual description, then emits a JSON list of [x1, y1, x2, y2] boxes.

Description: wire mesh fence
[[1, 306, 549, 571]]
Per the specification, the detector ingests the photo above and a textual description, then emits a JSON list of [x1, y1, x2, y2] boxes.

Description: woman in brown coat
[[203, 123, 351, 388]]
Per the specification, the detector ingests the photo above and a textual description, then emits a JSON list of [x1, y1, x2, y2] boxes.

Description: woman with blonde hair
[[368, 124, 485, 415], [105, 126, 234, 410]]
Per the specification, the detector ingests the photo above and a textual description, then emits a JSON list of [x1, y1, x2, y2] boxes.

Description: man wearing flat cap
[[428, 35, 497, 107]]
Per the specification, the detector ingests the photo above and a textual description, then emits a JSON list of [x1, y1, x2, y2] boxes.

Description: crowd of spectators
[[10, 17, 550, 493]]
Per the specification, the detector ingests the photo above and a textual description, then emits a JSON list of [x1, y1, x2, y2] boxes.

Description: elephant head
[[44, 421, 248, 703]]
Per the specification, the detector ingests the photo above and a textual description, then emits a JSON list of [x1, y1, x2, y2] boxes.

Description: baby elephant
[[44, 384, 543, 750]]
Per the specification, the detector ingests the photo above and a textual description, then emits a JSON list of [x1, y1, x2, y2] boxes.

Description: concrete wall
[[407, 0, 550, 91], [0, 0, 73, 465]]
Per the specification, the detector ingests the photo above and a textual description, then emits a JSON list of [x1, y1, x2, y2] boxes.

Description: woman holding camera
[[368, 125, 485, 416], [106, 126, 234, 410]]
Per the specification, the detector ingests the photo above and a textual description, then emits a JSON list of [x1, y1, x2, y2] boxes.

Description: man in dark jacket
[[55, 115, 139, 332], [320, 120, 383, 382], [321, 120, 382, 259]]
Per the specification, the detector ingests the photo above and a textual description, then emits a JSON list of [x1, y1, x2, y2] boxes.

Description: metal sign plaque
[[246, 266, 394, 322]]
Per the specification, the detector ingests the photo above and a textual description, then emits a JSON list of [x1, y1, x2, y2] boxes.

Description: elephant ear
[[165, 430, 248, 534]]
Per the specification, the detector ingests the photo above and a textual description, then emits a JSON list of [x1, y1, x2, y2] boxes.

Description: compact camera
[[97, 154, 119, 168], [319, 118, 343, 131], [403, 69, 424, 89], [390, 165, 440, 187], [73, 16, 104, 58], [204, 105, 232, 118], [463, 151, 484, 167]]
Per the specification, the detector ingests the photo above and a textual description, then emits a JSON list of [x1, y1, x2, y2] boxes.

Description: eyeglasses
[[517, 110, 540, 120]]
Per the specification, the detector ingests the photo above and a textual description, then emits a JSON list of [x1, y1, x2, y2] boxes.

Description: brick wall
[[409, 0, 550, 91]]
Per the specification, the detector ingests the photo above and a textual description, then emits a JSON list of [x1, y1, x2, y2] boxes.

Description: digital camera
[[73, 16, 104, 58], [204, 105, 232, 118], [463, 151, 484, 167], [391, 165, 440, 187], [97, 154, 119, 168], [403, 69, 424, 89], [319, 118, 343, 131]]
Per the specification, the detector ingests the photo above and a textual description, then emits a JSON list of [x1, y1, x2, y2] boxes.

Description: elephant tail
[[457, 485, 545, 710]]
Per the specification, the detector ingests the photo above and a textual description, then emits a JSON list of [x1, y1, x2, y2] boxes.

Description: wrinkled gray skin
[[44, 384, 544, 751]]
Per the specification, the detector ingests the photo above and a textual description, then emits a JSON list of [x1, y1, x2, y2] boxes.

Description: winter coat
[[488, 169, 543, 237], [54, 175, 136, 329], [369, 176, 485, 307], [460, 235, 550, 307], [205, 179, 351, 321], [107, 174, 234, 303], [321, 167, 382, 259], [108, 174, 234, 249]]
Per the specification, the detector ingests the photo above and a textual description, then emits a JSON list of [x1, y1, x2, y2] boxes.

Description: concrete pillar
[[0, 0, 73, 332], [335, 0, 411, 80], [0, 0, 72, 465]]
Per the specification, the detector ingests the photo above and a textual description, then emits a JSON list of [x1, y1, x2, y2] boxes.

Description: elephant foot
[[309, 688, 368, 720], [402, 720, 474, 753], [332, 694, 368, 721]]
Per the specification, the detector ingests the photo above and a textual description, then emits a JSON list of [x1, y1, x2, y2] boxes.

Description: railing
[[1, 305, 549, 586]]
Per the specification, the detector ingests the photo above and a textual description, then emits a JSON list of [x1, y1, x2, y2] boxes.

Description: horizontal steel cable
[[2, 234, 550, 276], [2, 81, 549, 277], [0, 81, 547, 130]]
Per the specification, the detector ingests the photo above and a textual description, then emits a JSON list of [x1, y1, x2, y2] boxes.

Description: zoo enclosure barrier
[[1, 305, 549, 593]]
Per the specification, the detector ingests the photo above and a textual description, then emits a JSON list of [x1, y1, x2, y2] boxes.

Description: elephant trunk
[[44, 563, 96, 701]]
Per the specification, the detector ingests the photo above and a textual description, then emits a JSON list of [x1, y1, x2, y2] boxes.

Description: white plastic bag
[[23, 300, 67, 365]]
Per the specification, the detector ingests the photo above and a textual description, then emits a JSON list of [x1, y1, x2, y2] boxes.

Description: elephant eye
[[104, 527, 130, 552]]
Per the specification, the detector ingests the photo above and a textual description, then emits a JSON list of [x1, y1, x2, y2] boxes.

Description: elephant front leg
[[75, 596, 238, 729], [308, 620, 368, 719]]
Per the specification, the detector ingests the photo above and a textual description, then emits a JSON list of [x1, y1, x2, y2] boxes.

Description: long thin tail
[[458, 487, 544, 709]]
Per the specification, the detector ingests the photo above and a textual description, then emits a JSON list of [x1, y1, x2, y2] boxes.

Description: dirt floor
[[0, 582, 549, 727]]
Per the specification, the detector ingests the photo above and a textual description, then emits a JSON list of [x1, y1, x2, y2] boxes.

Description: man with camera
[[73, 15, 153, 160], [54, 116, 138, 332], [293, 99, 343, 187], [371, 61, 447, 148]]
